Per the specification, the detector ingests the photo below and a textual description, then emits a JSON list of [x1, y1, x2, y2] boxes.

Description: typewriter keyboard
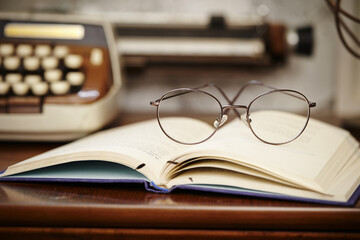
[[0, 43, 90, 96], [0, 42, 111, 113]]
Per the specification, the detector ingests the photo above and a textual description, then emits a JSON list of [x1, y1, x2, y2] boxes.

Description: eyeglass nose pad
[[213, 114, 228, 128], [241, 114, 251, 128]]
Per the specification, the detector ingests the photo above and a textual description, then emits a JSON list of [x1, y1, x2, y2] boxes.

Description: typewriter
[[0, 13, 122, 141]]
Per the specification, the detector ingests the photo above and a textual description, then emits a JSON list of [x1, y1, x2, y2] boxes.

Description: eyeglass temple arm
[[150, 82, 253, 106], [150, 81, 316, 115], [230, 80, 316, 106], [149, 83, 242, 119], [150, 81, 299, 116], [230, 80, 273, 105], [224, 80, 316, 117], [195, 83, 233, 102], [150, 91, 199, 106], [150, 83, 233, 106], [195, 83, 243, 119], [222, 80, 272, 117]]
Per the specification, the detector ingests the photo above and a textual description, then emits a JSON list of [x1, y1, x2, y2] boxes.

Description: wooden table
[[0, 115, 360, 240]]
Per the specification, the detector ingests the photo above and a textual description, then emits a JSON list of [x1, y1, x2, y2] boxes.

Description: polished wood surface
[[0, 115, 359, 239]]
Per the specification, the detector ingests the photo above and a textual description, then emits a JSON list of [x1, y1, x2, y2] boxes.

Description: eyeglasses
[[150, 80, 316, 145]]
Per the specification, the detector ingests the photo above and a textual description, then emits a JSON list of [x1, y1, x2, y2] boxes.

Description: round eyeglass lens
[[248, 90, 310, 144], [157, 89, 223, 144]]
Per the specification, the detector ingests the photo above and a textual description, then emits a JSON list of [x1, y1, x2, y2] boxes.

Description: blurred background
[[0, 0, 359, 138]]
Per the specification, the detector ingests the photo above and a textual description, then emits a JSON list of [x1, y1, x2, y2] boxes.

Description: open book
[[1, 111, 360, 205]]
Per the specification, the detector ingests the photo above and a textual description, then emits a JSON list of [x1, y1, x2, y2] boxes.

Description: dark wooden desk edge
[[1, 228, 359, 240], [1, 204, 360, 231]]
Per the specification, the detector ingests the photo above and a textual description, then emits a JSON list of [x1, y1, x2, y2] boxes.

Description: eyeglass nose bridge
[[222, 104, 248, 110], [222, 105, 251, 128]]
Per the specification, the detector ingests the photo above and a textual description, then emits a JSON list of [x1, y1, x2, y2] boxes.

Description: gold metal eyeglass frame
[[150, 80, 316, 145]]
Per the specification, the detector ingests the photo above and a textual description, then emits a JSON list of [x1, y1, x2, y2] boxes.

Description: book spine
[[144, 181, 171, 193]]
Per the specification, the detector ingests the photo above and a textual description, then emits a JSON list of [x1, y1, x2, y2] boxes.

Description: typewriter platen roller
[[114, 13, 313, 67]]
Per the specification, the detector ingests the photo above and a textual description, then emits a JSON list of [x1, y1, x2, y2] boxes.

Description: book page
[[164, 111, 354, 191], [168, 158, 302, 189], [2, 118, 216, 184], [167, 149, 360, 203], [327, 149, 360, 199], [166, 168, 348, 202]]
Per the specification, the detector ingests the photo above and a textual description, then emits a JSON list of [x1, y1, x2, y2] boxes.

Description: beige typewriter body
[[0, 13, 122, 141]]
